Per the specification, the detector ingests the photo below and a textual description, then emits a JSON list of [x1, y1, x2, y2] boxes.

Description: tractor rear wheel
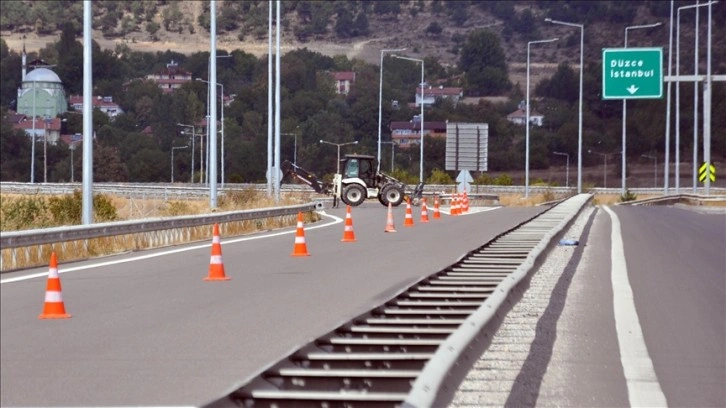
[[341, 184, 366, 206]]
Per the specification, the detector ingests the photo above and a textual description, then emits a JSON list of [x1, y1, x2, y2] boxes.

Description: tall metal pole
[[642, 154, 657, 187], [220, 82, 224, 188], [622, 22, 662, 196], [676, 7, 682, 193], [526, 38, 558, 197], [391, 55, 425, 183], [82, 0, 93, 224], [545, 19, 584, 194], [274, 0, 281, 202], [209, 0, 217, 208], [704, 0, 713, 194], [320, 140, 358, 174], [267, 1, 273, 197], [677, 1, 718, 194], [30, 81, 36, 183], [554, 151, 569, 188], [693, 2, 700, 193], [43, 115, 48, 183], [419, 61, 424, 184], [377, 48, 406, 172], [664, 0, 674, 194]]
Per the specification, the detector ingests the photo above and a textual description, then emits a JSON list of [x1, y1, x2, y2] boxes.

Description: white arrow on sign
[[626, 85, 639, 94], [456, 170, 473, 193], [456, 170, 473, 183]]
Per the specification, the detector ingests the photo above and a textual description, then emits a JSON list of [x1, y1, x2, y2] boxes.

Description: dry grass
[[0, 189, 319, 271]]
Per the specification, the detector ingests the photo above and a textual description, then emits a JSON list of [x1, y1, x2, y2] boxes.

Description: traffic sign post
[[602, 48, 663, 99]]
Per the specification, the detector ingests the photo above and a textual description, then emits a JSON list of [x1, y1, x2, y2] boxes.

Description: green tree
[[459, 30, 511, 95]]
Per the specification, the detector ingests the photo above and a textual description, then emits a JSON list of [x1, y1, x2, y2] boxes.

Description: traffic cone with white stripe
[[404, 198, 415, 227], [420, 198, 429, 223], [462, 191, 470, 213], [291, 212, 310, 256], [341, 205, 356, 242], [384, 203, 397, 232], [205, 223, 230, 281], [451, 194, 459, 216], [39, 252, 71, 319], [433, 195, 441, 219]]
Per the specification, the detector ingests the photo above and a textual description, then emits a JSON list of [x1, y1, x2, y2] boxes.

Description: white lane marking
[[438, 206, 501, 215], [603, 205, 667, 407], [1, 212, 343, 284]]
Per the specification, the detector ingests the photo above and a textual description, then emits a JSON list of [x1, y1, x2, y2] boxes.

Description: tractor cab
[[341, 154, 377, 187]]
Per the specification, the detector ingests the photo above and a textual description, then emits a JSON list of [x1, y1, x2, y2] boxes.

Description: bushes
[[1, 191, 117, 231]]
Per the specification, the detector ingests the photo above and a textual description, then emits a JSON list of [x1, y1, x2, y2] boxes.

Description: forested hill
[[2, 1, 724, 69]]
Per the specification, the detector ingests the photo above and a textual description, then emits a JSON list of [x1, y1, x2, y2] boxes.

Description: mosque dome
[[24, 67, 62, 84]]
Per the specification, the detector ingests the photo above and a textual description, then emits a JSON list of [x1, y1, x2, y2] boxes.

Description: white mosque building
[[16, 47, 68, 118]]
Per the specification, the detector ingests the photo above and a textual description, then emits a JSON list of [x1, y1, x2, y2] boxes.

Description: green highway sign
[[699, 162, 716, 183], [602, 48, 663, 99]]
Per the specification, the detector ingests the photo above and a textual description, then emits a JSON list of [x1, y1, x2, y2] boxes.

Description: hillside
[[4, 0, 722, 93]]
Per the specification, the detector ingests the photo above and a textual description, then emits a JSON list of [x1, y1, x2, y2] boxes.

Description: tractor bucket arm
[[281, 160, 331, 194]]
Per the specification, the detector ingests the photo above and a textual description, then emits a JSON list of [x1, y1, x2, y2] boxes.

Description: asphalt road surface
[[450, 204, 724, 408], [1, 202, 544, 407]]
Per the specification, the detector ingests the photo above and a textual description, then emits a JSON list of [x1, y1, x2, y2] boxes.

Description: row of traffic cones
[[37, 196, 458, 319]]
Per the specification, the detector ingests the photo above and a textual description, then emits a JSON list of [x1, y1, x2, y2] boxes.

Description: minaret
[[21, 42, 27, 80]]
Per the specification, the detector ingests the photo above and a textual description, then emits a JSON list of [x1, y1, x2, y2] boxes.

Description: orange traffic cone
[[404, 198, 415, 227], [420, 198, 430, 223], [205, 223, 230, 281], [39, 252, 70, 319], [451, 194, 459, 216], [291, 212, 310, 256], [341, 205, 357, 242], [385, 202, 397, 232], [433, 195, 441, 219], [462, 191, 470, 213]]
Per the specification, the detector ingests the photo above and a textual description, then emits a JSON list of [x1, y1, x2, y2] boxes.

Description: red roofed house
[[69, 95, 123, 118], [330, 71, 356, 95], [13, 116, 64, 145], [389, 117, 447, 149], [147, 60, 192, 93], [415, 85, 464, 107]]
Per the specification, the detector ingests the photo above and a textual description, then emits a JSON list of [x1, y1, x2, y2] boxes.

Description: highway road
[[451, 204, 725, 407], [1, 202, 545, 407]]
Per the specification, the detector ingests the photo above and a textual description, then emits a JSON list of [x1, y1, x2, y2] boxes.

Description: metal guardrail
[[0, 202, 323, 272], [5, 182, 723, 199], [0, 203, 319, 250], [618, 193, 726, 206]]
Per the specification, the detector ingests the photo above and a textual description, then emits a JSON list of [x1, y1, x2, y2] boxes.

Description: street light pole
[[382, 141, 396, 172], [676, 1, 718, 194], [30, 80, 37, 183], [642, 154, 658, 188], [43, 115, 50, 183], [553, 151, 570, 188], [281, 132, 298, 165], [70, 142, 76, 182], [526, 38, 558, 197], [391, 55, 425, 183], [197, 77, 226, 188], [377, 47, 406, 172], [177, 123, 196, 183], [171, 145, 189, 183], [546, 18, 584, 194], [319, 140, 358, 174], [589, 150, 607, 188], [623, 22, 662, 196]]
